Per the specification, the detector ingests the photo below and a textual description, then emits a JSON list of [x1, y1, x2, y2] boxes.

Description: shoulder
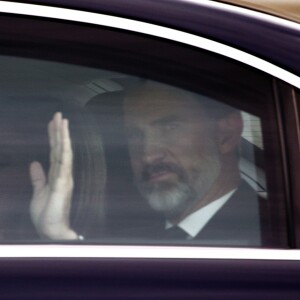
[[193, 181, 262, 246]]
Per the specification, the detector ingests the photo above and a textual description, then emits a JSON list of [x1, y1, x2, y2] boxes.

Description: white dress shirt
[[166, 189, 237, 239]]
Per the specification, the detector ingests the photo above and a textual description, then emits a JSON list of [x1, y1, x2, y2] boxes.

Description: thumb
[[30, 161, 46, 192]]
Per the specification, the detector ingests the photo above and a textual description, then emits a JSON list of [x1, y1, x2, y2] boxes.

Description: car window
[[0, 54, 288, 247], [0, 16, 289, 248]]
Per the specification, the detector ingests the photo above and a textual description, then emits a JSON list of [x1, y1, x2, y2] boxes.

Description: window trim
[[274, 81, 300, 248], [0, 245, 297, 260], [0, 2, 296, 255], [0, 1, 299, 89]]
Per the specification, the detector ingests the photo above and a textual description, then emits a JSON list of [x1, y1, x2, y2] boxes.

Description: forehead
[[124, 83, 206, 124]]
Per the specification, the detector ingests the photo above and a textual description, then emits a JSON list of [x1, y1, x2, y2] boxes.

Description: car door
[[0, 1, 300, 299]]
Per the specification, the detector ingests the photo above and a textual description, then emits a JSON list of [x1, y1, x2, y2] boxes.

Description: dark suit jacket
[[190, 181, 262, 246], [108, 181, 266, 247], [129, 181, 263, 247]]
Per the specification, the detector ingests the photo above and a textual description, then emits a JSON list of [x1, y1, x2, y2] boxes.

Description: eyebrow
[[124, 115, 182, 133], [151, 115, 181, 127]]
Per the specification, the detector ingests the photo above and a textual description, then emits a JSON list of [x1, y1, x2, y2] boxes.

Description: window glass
[[0, 54, 288, 247]]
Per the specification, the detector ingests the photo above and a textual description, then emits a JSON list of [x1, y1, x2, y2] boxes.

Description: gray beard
[[136, 157, 221, 218], [141, 181, 196, 217]]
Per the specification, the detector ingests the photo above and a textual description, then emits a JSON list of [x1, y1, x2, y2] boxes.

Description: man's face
[[124, 83, 222, 218]]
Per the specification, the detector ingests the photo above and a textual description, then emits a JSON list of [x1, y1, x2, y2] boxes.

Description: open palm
[[30, 112, 78, 240]]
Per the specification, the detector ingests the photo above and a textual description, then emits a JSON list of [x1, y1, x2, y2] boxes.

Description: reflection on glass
[[0, 56, 272, 247]]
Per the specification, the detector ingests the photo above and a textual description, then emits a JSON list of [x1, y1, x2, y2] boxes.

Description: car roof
[[218, 0, 300, 23], [6, 0, 299, 76], [11, 0, 300, 24]]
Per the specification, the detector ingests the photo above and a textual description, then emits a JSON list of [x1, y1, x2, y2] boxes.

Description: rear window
[[0, 54, 288, 247]]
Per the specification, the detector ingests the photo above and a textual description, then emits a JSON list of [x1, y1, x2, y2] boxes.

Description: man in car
[[29, 80, 262, 245]]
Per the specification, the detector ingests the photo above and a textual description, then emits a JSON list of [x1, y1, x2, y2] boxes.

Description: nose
[[142, 131, 166, 165]]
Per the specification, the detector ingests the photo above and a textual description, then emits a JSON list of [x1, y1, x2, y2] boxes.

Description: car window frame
[[0, 2, 298, 255]]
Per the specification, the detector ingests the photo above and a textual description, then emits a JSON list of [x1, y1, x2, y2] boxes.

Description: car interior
[[0, 54, 280, 246]]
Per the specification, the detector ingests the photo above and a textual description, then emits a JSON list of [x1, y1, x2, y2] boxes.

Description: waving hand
[[30, 112, 78, 240]]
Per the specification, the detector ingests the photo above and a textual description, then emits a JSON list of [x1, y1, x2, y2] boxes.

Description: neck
[[169, 163, 241, 224]]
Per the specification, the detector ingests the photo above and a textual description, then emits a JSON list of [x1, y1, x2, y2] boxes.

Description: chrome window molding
[[0, 1, 300, 89], [0, 2, 299, 258], [0, 245, 298, 260]]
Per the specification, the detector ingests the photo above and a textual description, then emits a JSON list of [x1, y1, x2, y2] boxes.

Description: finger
[[48, 120, 73, 216], [30, 161, 46, 192], [54, 112, 63, 164], [49, 112, 62, 186], [60, 119, 73, 177], [49, 112, 62, 152], [48, 119, 55, 181], [29, 161, 48, 226], [48, 114, 56, 174], [49, 119, 73, 217], [48, 119, 55, 149]]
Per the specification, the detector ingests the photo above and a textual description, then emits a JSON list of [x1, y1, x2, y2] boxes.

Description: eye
[[163, 122, 180, 131]]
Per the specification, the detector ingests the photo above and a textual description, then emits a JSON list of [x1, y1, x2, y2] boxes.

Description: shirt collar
[[166, 189, 237, 238]]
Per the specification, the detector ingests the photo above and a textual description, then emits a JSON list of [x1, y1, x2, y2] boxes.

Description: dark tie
[[164, 226, 188, 240]]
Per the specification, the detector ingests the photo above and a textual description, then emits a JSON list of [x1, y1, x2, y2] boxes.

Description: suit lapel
[[193, 181, 261, 246]]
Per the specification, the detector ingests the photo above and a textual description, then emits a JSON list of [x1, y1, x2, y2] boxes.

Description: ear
[[216, 111, 243, 154]]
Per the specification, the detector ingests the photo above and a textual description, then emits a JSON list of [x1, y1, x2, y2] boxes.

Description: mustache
[[141, 162, 185, 182]]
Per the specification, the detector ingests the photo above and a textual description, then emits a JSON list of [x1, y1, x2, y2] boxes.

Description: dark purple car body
[[0, 0, 300, 299]]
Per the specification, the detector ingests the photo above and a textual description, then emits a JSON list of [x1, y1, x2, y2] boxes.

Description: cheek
[[172, 135, 218, 171], [165, 122, 216, 156]]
